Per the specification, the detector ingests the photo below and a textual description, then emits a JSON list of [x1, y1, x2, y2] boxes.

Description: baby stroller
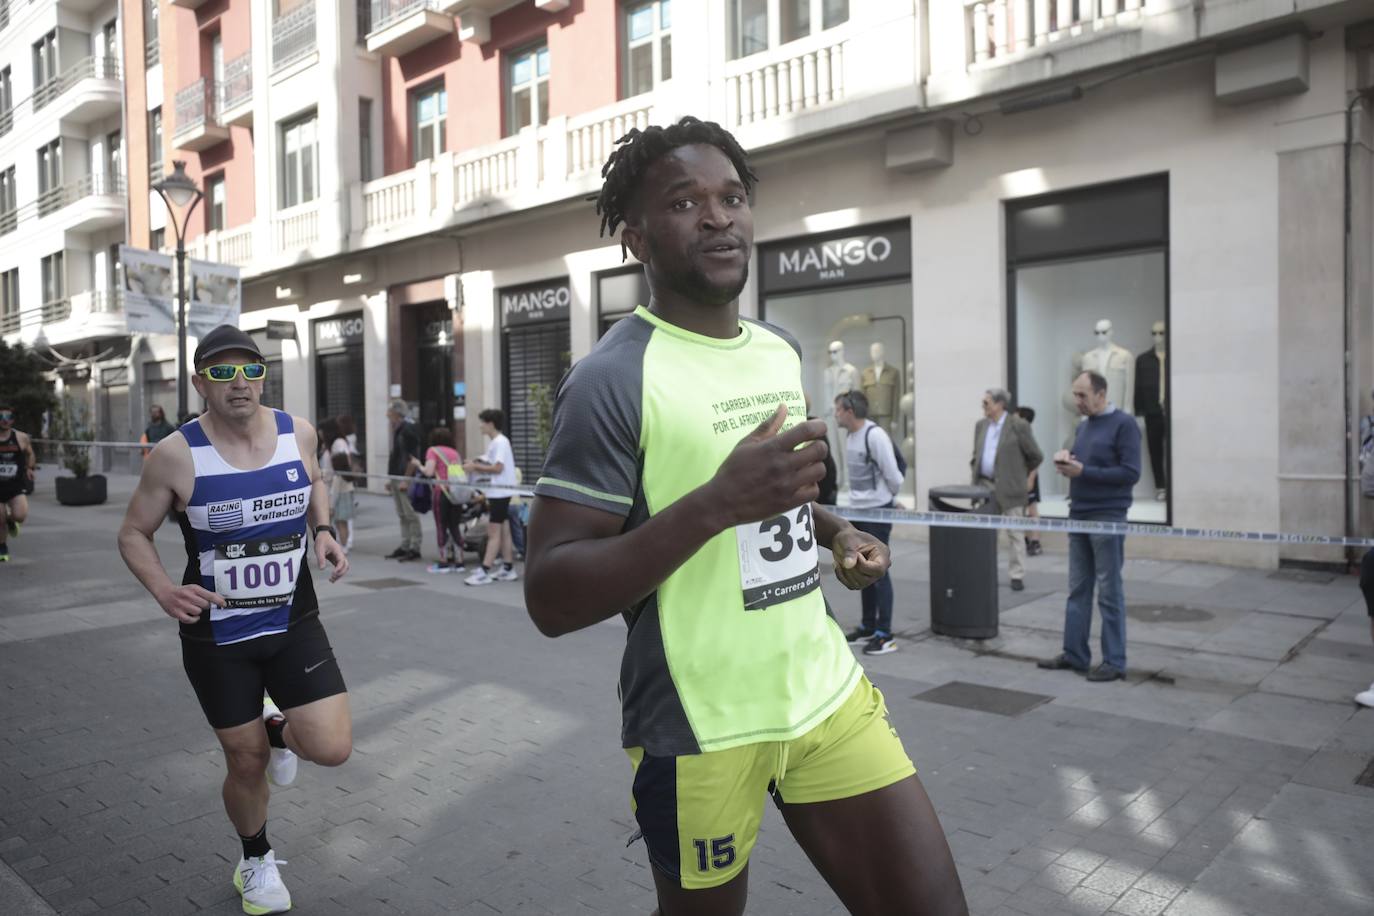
[[454, 472, 527, 564]]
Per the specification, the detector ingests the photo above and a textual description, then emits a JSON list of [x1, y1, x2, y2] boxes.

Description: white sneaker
[[427, 562, 453, 574], [1356, 683, 1374, 708], [262, 699, 297, 788], [493, 566, 519, 582], [464, 568, 493, 586], [233, 850, 291, 915]]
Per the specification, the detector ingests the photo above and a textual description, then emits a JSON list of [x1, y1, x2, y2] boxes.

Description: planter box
[[55, 475, 107, 506]]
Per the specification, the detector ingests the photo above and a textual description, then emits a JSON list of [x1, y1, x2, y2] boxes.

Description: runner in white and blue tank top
[[177, 409, 319, 645], [117, 325, 353, 916]]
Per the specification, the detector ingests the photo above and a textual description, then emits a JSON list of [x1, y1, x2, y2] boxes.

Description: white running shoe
[[464, 568, 493, 586], [262, 699, 298, 788], [1356, 683, 1374, 709], [427, 562, 453, 574], [493, 566, 520, 582], [233, 850, 291, 915]]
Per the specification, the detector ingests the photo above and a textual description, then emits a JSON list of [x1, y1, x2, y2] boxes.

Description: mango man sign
[[761, 221, 912, 294], [500, 278, 571, 328]]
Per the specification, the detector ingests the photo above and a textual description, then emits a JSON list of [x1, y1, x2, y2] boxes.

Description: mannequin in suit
[[824, 340, 858, 488], [862, 342, 900, 434], [1065, 319, 1134, 420], [1134, 320, 1167, 500]]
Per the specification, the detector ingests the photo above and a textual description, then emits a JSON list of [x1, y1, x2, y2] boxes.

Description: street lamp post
[[151, 160, 204, 422]]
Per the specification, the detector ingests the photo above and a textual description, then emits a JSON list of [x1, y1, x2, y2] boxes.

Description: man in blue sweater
[[1038, 370, 1141, 682]]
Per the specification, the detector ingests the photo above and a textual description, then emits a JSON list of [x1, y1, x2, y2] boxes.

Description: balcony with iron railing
[[273, 3, 318, 73], [219, 52, 253, 126], [366, 0, 453, 56], [33, 56, 122, 122], [35, 173, 127, 232], [173, 77, 230, 152], [1, 289, 126, 344], [146, 36, 159, 68]]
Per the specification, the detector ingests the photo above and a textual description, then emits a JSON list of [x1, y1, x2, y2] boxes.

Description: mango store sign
[[501, 279, 571, 328], [762, 222, 912, 293]]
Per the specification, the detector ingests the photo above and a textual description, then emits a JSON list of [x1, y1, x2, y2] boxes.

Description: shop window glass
[[596, 265, 649, 338], [1008, 176, 1169, 524], [763, 281, 915, 506]]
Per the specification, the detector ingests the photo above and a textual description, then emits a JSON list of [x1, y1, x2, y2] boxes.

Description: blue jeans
[[1064, 521, 1127, 671], [854, 504, 895, 635]]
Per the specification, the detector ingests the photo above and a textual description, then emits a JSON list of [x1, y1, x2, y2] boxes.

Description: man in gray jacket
[[971, 388, 1043, 591]]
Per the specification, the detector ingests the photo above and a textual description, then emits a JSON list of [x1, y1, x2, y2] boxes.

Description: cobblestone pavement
[[2, 471, 1373, 915]]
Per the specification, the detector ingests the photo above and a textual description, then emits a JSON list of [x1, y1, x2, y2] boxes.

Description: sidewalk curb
[[0, 857, 58, 916]]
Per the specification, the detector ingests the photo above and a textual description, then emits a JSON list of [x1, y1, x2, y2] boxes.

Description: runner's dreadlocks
[[595, 116, 758, 258]]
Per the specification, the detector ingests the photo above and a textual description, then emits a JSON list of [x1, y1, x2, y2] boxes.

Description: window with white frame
[[103, 19, 118, 61], [729, 0, 848, 60], [506, 44, 549, 136], [33, 30, 56, 91], [37, 138, 61, 210], [0, 167, 15, 234], [624, 0, 671, 98], [106, 130, 122, 182], [0, 67, 10, 136], [411, 82, 446, 164], [279, 111, 318, 209], [206, 173, 225, 231], [148, 107, 162, 169], [40, 251, 64, 304]]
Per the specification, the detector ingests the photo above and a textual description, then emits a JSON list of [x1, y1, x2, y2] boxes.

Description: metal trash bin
[[928, 484, 999, 639]]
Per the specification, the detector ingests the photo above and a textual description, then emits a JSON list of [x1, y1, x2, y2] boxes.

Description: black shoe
[[845, 626, 875, 644], [385, 547, 409, 560], [1087, 664, 1125, 682], [1026, 541, 1042, 556], [1010, 579, 1025, 592], [1037, 653, 1087, 673], [863, 634, 898, 656], [399, 549, 422, 562], [0, 543, 8, 562]]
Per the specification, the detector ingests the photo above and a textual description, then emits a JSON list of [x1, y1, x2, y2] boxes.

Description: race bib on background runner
[[212, 533, 306, 609], [736, 504, 822, 611], [0, 457, 16, 480]]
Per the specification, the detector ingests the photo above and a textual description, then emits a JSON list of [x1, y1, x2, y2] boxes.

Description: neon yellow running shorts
[[626, 675, 916, 890]]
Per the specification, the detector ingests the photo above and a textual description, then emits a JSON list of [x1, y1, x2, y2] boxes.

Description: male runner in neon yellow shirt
[[524, 117, 967, 916]]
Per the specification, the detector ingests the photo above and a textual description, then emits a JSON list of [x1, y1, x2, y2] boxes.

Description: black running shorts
[[487, 497, 512, 524], [181, 615, 347, 730]]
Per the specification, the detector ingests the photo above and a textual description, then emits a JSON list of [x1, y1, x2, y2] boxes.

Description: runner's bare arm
[[117, 435, 226, 622], [296, 418, 348, 582], [17, 430, 35, 476], [812, 504, 890, 591], [524, 406, 828, 637]]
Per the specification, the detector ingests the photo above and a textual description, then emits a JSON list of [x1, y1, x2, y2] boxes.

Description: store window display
[[1008, 176, 1169, 523]]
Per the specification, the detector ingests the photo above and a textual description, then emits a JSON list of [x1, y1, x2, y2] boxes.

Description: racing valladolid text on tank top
[[177, 410, 319, 645], [534, 306, 860, 757]]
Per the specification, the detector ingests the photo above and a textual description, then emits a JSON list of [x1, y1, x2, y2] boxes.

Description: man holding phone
[[1039, 370, 1141, 683]]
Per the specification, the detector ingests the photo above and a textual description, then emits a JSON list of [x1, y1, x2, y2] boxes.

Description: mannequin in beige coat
[[971, 388, 1044, 590]]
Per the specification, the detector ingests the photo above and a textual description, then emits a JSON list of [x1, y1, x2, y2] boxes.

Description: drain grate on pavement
[[913, 681, 1052, 717], [1357, 757, 1374, 789], [1128, 604, 1215, 624], [350, 577, 422, 590]]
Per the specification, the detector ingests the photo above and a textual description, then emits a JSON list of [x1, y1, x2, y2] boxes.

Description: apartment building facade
[[6, 0, 1371, 566], [0, 0, 127, 438]]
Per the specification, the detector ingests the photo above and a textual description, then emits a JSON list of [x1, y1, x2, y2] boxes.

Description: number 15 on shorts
[[736, 504, 822, 611], [693, 835, 736, 873]]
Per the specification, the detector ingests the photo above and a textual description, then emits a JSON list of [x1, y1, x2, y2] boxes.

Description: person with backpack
[[972, 389, 1044, 592], [834, 390, 905, 655], [409, 426, 468, 574]]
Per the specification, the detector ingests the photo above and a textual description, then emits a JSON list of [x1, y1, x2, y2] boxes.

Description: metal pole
[[176, 241, 187, 421]]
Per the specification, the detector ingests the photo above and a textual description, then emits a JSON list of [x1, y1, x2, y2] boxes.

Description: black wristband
[[314, 525, 337, 541]]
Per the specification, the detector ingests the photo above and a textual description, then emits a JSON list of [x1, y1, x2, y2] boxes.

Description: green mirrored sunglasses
[[199, 362, 267, 382]]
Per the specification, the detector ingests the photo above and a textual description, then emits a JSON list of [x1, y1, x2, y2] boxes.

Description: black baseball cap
[[193, 325, 263, 367]]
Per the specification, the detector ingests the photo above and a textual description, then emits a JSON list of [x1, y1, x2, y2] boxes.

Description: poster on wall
[[120, 246, 243, 337]]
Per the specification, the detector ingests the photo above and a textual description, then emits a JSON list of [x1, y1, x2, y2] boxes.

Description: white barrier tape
[[30, 439, 1371, 548], [832, 505, 1374, 549]]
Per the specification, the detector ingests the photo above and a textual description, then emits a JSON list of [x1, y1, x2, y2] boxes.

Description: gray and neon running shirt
[[535, 306, 859, 756]]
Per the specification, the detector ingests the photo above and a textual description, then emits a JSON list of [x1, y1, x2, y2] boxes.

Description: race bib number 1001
[[736, 504, 822, 611], [213, 533, 306, 610]]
